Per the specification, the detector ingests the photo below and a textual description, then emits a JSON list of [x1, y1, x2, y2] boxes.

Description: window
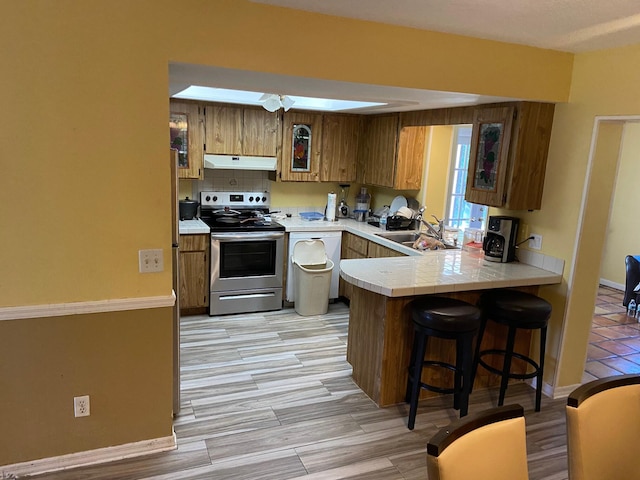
[[446, 126, 487, 231]]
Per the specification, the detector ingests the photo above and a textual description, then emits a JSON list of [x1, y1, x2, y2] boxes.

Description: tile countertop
[[277, 215, 563, 298], [178, 218, 210, 235], [277, 215, 423, 256], [340, 251, 562, 298]]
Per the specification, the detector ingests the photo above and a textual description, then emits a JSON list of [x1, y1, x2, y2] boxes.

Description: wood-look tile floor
[[28, 301, 570, 480], [583, 285, 640, 382]]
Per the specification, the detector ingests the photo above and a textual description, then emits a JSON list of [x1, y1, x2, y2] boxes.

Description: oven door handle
[[210, 231, 285, 241]]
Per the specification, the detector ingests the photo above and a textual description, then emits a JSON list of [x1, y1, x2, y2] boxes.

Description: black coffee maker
[[483, 215, 519, 263]]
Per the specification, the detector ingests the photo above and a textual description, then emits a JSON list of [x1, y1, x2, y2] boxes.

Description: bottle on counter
[[354, 187, 371, 222], [379, 206, 389, 230], [627, 299, 636, 317]]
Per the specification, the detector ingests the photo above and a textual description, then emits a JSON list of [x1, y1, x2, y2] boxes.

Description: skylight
[[172, 86, 387, 112]]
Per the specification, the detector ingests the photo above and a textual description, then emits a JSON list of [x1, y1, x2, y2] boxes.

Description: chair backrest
[[566, 374, 640, 480], [426, 404, 529, 480]]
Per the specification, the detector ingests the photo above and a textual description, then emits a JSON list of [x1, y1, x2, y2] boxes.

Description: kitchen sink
[[374, 231, 460, 250]]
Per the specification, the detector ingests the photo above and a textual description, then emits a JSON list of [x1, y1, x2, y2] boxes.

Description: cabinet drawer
[[179, 234, 208, 252]]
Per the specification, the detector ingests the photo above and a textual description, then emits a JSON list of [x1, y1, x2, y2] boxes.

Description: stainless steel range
[[199, 191, 285, 316]]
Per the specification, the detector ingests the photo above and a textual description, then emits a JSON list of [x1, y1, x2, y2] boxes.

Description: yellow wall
[[516, 44, 640, 387], [423, 126, 454, 220], [0, 0, 576, 468], [600, 123, 640, 285], [0, 308, 173, 465]]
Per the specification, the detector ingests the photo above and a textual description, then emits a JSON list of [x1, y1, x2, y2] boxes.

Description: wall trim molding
[[0, 292, 176, 321], [551, 383, 582, 399], [2, 433, 176, 477], [529, 379, 576, 400], [599, 278, 624, 291]]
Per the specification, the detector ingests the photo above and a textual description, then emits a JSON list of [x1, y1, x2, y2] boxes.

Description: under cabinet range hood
[[204, 154, 277, 171]]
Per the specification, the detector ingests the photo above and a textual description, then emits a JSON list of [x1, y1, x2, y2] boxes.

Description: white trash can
[[291, 239, 334, 316]]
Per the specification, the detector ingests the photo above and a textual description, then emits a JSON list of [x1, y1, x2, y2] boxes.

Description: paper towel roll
[[326, 192, 337, 221]]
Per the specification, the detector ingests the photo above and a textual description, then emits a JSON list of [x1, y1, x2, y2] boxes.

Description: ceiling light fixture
[[259, 93, 295, 112]]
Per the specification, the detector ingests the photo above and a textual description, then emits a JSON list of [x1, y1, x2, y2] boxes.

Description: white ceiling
[[170, 1, 640, 113], [252, 0, 640, 53]]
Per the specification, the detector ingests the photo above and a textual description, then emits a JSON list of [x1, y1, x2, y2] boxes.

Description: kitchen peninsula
[[340, 250, 562, 407]]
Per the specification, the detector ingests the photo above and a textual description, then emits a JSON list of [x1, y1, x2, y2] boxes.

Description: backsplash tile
[[518, 248, 565, 275], [194, 169, 272, 196]]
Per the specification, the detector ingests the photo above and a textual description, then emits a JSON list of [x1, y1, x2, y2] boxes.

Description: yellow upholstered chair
[[566, 374, 640, 480], [426, 404, 529, 480]]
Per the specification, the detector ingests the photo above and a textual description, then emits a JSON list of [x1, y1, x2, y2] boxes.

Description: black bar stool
[[405, 296, 481, 430], [471, 289, 552, 412]]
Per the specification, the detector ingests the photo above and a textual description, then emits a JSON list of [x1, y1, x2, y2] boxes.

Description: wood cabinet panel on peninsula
[[179, 234, 209, 312], [204, 104, 279, 157], [170, 100, 204, 180]]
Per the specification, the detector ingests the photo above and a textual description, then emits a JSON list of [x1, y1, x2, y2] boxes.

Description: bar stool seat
[[471, 289, 552, 412], [406, 296, 481, 430]]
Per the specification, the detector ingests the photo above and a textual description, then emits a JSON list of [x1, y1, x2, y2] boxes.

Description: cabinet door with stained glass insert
[[169, 101, 204, 179], [465, 106, 514, 207]]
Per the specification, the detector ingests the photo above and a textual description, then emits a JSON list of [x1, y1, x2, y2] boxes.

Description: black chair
[[405, 296, 481, 430], [623, 255, 640, 307], [471, 289, 552, 411]]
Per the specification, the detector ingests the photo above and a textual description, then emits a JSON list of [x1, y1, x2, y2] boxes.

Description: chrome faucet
[[416, 207, 443, 241]]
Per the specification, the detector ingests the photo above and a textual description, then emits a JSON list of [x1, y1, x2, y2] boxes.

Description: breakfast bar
[[339, 250, 563, 407]]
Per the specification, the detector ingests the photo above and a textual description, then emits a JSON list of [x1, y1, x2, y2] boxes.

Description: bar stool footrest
[[478, 349, 540, 380], [409, 360, 458, 395]]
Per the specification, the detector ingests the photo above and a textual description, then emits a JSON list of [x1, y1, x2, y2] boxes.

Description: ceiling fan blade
[[281, 95, 295, 111], [263, 96, 281, 112]]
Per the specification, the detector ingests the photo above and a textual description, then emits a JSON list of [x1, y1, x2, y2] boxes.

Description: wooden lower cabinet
[[179, 234, 209, 313], [339, 232, 406, 299]]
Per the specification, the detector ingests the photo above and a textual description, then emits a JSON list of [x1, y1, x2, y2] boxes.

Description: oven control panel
[[200, 191, 270, 208]]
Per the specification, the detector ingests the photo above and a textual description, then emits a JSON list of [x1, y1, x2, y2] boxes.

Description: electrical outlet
[[139, 249, 164, 273], [529, 234, 542, 250], [74, 395, 90, 417]]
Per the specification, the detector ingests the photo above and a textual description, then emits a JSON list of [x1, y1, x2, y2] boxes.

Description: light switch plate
[[139, 249, 164, 273]]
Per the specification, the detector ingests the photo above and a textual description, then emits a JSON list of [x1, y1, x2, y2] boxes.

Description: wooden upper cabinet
[[204, 104, 279, 157], [320, 113, 362, 182], [358, 114, 399, 187], [204, 104, 242, 154], [395, 126, 428, 190], [358, 114, 427, 189], [465, 106, 515, 208], [280, 111, 323, 182], [503, 102, 555, 210], [170, 100, 204, 180], [242, 108, 279, 156], [465, 102, 555, 210]]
